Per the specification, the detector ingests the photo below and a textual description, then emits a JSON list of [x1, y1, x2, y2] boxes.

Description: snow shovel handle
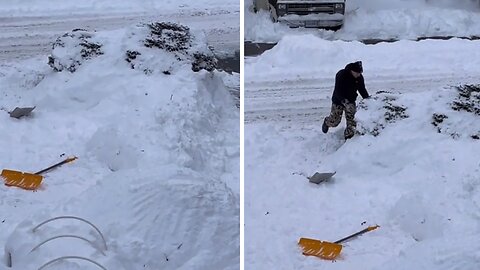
[[334, 225, 379, 244], [35, 156, 78, 175]]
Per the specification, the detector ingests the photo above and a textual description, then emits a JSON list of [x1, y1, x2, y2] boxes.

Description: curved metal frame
[[32, 216, 107, 250], [30, 234, 106, 255], [37, 256, 106, 270]]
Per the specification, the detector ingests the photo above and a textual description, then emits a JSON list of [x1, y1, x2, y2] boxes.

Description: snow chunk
[[389, 193, 445, 242], [86, 126, 139, 172]]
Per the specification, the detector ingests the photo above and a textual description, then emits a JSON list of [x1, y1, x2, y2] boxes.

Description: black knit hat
[[347, 61, 363, 73]]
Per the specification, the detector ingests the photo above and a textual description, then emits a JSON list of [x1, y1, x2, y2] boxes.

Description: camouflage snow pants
[[324, 101, 357, 139]]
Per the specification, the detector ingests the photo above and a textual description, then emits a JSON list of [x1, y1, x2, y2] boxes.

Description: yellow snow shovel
[[298, 225, 379, 260], [1, 156, 78, 190]]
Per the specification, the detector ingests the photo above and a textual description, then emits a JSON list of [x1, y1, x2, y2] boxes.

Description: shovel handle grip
[[35, 156, 78, 175], [334, 225, 379, 244]]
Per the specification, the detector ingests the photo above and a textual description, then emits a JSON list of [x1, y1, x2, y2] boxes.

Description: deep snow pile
[[245, 35, 480, 269], [245, 85, 480, 269], [357, 86, 480, 139], [357, 85, 480, 141], [0, 21, 239, 270], [245, 0, 480, 42], [48, 23, 217, 75]]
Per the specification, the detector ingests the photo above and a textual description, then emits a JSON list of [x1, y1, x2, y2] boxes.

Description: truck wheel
[[331, 25, 342, 31]]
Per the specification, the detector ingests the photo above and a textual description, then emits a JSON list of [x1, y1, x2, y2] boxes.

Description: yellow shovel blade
[[298, 237, 343, 260], [1, 169, 43, 190]]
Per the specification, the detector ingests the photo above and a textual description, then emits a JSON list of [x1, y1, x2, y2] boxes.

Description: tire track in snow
[[0, 10, 239, 62]]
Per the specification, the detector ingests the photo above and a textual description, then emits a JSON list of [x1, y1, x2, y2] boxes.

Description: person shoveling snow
[[322, 61, 370, 140]]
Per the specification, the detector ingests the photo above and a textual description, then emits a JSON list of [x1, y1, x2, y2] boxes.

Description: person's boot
[[344, 129, 354, 140], [344, 133, 354, 140], [322, 121, 329, 133]]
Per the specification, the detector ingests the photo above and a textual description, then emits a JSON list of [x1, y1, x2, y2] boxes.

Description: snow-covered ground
[[246, 0, 480, 42], [0, 2, 239, 270], [245, 37, 480, 269]]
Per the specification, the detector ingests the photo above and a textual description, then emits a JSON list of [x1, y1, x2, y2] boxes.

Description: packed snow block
[[125, 22, 217, 75], [389, 193, 444, 242], [48, 29, 104, 73], [356, 91, 409, 136], [431, 84, 480, 140], [86, 126, 139, 172]]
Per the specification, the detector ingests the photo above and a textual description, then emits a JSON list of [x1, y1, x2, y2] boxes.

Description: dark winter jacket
[[331, 64, 369, 105]]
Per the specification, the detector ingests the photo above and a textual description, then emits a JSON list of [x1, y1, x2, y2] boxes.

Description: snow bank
[[358, 85, 480, 140], [245, 35, 480, 81], [0, 20, 239, 270], [245, 0, 480, 42]]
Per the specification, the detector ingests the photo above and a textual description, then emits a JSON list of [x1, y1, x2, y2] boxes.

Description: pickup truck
[[254, 0, 346, 29]]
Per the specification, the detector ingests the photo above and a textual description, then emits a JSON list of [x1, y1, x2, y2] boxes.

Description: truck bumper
[[277, 14, 344, 28]]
